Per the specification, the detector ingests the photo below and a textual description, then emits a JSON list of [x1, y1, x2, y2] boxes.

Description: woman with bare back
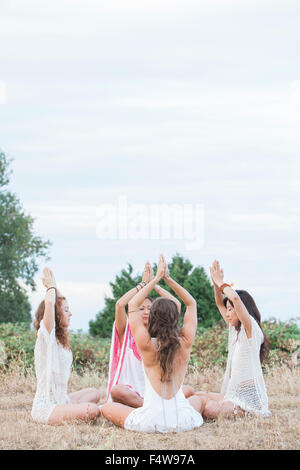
[[31, 267, 101, 425], [101, 255, 204, 433], [107, 260, 195, 408]]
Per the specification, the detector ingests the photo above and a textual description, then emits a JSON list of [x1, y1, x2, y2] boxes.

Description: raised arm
[[127, 256, 165, 353], [155, 285, 181, 313], [41, 267, 57, 334], [115, 262, 150, 343], [209, 261, 229, 325], [210, 260, 252, 337], [162, 256, 197, 348]]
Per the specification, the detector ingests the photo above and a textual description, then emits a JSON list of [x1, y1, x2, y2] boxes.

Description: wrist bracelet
[[46, 286, 57, 292], [219, 283, 233, 294], [136, 280, 147, 292]]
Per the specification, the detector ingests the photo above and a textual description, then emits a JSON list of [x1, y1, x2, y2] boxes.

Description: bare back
[[141, 335, 192, 399]]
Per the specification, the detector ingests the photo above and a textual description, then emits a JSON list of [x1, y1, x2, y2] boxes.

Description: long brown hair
[[33, 296, 71, 350], [148, 297, 181, 382], [223, 290, 269, 363]]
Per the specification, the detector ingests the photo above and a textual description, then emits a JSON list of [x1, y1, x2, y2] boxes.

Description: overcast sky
[[1, 0, 299, 331]]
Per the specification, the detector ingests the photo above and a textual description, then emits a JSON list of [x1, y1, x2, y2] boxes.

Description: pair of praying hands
[[142, 255, 170, 284], [209, 260, 225, 288]]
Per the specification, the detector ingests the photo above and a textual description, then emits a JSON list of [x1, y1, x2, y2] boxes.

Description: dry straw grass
[[1, 363, 299, 450]]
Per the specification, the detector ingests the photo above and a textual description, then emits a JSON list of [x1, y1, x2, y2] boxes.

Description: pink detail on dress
[[106, 321, 143, 402], [128, 329, 142, 361]]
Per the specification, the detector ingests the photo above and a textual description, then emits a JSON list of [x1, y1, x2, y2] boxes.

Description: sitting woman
[[107, 260, 195, 407], [31, 267, 101, 425], [195, 260, 271, 419], [101, 255, 205, 433]]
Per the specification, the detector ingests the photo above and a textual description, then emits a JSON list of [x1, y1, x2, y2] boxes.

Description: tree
[[0, 150, 51, 324], [89, 253, 220, 337]]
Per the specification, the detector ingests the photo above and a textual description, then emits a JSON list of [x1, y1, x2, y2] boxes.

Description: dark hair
[[33, 296, 71, 349], [223, 290, 269, 363], [147, 297, 181, 382], [145, 296, 153, 303]]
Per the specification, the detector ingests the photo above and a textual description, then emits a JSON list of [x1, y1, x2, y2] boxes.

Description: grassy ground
[[0, 363, 299, 450]]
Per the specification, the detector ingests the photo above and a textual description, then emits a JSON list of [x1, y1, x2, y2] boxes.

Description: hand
[[209, 260, 224, 288], [142, 261, 153, 284], [42, 267, 57, 289], [162, 256, 170, 280], [155, 254, 165, 281]]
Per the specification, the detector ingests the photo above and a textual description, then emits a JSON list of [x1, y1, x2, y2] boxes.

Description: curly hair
[[223, 289, 270, 363], [33, 296, 71, 350], [147, 297, 181, 382]]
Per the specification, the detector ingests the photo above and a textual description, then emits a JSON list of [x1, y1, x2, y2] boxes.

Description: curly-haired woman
[[195, 260, 271, 419], [31, 267, 101, 425], [101, 255, 204, 433]]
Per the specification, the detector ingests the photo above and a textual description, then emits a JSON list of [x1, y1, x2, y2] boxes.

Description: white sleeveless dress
[[31, 319, 73, 424], [124, 366, 203, 433]]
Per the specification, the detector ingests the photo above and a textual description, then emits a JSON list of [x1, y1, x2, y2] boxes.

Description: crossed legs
[[195, 391, 245, 419], [110, 384, 195, 408], [101, 394, 205, 429], [47, 387, 101, 425]]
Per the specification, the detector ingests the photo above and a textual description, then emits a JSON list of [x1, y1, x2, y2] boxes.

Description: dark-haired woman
[[195, 260, 271, 419], [101, 255, 204, 433], [31, 267, 101, 425]]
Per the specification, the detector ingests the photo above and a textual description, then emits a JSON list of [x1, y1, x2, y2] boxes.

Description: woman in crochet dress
[[195, 260, 271, 419], [31, 267, 101, 425], [101, 255, 205, 433]]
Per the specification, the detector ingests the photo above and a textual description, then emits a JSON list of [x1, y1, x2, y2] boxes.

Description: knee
[[110, 385, 126, 403], [183, 385, 195, 398], [85, 403, 101, 420]]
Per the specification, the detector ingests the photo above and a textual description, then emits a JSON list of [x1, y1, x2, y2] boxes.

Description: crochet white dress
[[31, 320, 73, 424], [221, 316, 271, 417], [124, 365, 203, 433]]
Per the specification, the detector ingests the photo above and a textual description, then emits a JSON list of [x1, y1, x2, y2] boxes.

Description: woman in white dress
[[101, 255, 205, 433], [108, 261, 195, 407], [195, 260, 271, 419], [31, 267, 101, 425]]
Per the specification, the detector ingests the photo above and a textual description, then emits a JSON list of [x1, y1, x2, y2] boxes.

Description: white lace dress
[[221, 316, 271, 417], [31, 319, 73, 424]]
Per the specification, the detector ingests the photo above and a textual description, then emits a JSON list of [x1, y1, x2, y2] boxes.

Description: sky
[[0, 0, 300, 331]]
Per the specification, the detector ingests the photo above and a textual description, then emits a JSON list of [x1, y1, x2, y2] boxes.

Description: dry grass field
[[0, 363, 299, 451]]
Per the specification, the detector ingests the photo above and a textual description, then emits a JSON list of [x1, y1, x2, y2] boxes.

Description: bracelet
[[219, 283, 233, 294], [46, 286, 57, 292], [136, 281, 146, 292]]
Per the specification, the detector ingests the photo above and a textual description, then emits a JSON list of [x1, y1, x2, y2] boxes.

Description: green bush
[[0, 318, 299, 375], [190, 318, 300, 371], [0, 323, 111, 374]]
